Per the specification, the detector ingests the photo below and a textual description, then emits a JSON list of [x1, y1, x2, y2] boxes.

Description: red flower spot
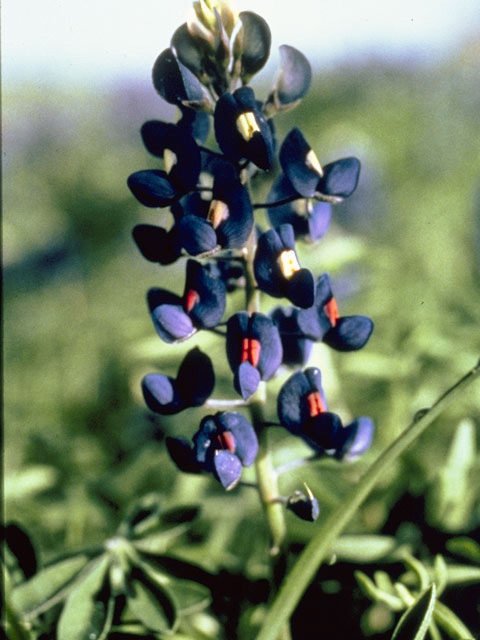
[[184, 289, 200, 312], [323, 297, 339, 327], [240, 338, 261, 367], [306, 391, 326, 417], [216, 430, 236, 453]]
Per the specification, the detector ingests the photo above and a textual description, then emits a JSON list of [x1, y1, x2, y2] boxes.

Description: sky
[[2, 0, 480, 85]]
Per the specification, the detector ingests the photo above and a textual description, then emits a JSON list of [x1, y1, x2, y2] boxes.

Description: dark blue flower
[[270, 306, 313, 367], [280, 128, 361, 201], [286, 486, 319, 522], [177, 107, 210, 144], [127, 121, 201, 208], [214, 86, 274, 170], [147, 259, 226, 343], [297, 273, 374, 351], [152, 47, 208, 109], [132, 223, 182, 265], [176, 159, 253, 254], [142, 347, 214, 415], [236, 11, 272, 82], [264, 45, 312, 116], [167, 412, 259, 489], [254, 224, 315, 308], [266, 173, 331, 242], [277, 367, 374, 459], [226, 312, 283, 400], [204, 258, 246, 292]]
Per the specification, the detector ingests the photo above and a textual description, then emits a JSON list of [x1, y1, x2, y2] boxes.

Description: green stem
[[256, 359, 480, 640], [243, 227, 287, 556], [252, 398, 287, 557]]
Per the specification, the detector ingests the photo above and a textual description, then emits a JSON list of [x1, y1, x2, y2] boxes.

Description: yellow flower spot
[[278, 249, 301, 278], [236, 111, 260, 141], [207, 199, 230, 229], [163, 149, 178, 175], [305, 149, 323, 177]]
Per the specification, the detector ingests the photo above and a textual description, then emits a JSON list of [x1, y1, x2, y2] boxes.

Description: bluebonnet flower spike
[[148, 259, 226, 343], [254, 224, 315, 308], [226, 312, 283, 400], [297, 273, 374, 350], [142, 347, 215, 415]]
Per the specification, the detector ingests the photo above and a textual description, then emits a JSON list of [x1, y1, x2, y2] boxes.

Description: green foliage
[[390, 583, 436, 640]]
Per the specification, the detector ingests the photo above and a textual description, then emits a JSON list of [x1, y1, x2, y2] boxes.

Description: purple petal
[[213, 450, 243, 490]]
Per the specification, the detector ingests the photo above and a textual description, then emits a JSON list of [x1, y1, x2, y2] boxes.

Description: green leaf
[[168, 578, 211, 615], [391, 583, 436, 640], [426, 419, 477, 532], [402, 553, 430, 591], [433, 555, 448, 596], [442, 564, 480, 586], [11, 554, 90, 616], [355, 571, 403, 611], [132, 524, 191, 555], [57, 553, 111, 640], [434, 601, 475, 639], [331, 535, 401, 563], [4, 465, 58, 501], [446, 536, 480, 564], [126, 570, 178, 633]]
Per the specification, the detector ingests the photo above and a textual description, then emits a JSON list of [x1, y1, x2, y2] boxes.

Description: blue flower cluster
[[129, 0, 375, 519]]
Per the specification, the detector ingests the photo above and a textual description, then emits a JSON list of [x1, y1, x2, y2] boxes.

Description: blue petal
[[335, 417, 375, 461], [213, 450, 243, 490], [318, 157, 361, 198], [286, 490, 320, 522], [280, 128, 319, 198], [286, 268, 315, 308], [151, 304, 195, 343], [127, 170, 178, 208], [218, 412, 258, 467], [166, 437, 202, 473], [142, 374, 183, 415], [324, 315, 374, 351], [234, 361, 261, 400], [178, 215, 218, 255], [176, 347, 215, 407]]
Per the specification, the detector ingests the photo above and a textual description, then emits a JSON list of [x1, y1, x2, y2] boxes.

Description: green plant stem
[[243, 227, 289, 639], [257, 359, 480, 640], [243, 228, 287, 556], [252, 398, 287, 557]]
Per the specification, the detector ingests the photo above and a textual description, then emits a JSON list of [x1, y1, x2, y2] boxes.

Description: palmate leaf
[[57, 553, 112, 640], [126, 568, 178, 633], [11, 554, 90, 617], [169, 577, 211, 615], [390, 584, 436, 640]]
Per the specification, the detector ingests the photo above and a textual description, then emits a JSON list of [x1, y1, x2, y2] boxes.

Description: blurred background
[[3, 2, 480, 628]]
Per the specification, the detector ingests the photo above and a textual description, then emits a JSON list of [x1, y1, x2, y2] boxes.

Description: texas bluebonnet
[[129, 0, 375, 520]]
